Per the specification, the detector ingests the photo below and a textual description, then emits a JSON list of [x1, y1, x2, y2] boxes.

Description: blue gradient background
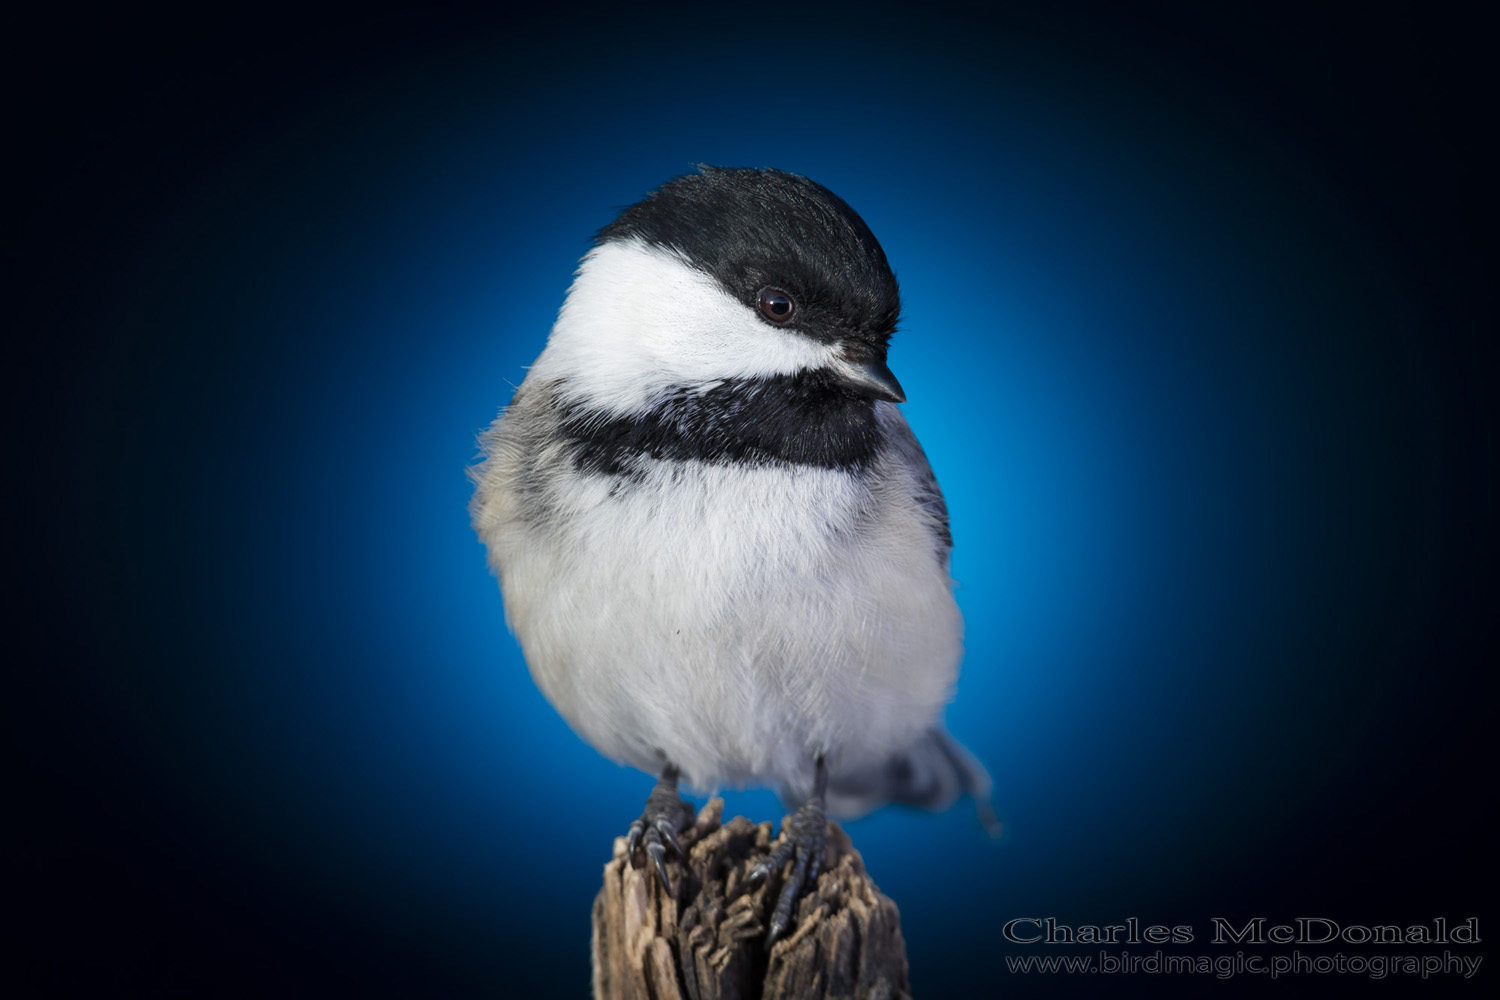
[[14, 4, 1491, 997]]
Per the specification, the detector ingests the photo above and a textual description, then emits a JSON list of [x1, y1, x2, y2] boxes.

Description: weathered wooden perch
[[592, 799, 911, 1000]]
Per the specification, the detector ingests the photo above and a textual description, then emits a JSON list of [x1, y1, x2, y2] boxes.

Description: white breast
[[484, 448, 961, 797]]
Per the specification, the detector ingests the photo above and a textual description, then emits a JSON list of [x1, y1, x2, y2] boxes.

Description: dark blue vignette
[[36, 7, 1484, 998]]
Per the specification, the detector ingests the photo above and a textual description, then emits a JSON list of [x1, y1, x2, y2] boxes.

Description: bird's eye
[[757, 287, 795, 323]]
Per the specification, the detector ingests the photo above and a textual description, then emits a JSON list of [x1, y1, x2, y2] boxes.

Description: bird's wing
[[876, 402, 953, 564]]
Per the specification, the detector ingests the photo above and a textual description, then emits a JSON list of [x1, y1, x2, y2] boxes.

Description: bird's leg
[[749, 756, 830, 946], [625, 764, 695, 895]]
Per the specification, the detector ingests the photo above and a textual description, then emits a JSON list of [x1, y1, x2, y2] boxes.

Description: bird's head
[[534, 166, 905, 415]]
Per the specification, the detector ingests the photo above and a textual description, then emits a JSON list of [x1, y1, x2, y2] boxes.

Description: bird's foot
[[625, 767, 695, 895], [749, 765, 830, 946]]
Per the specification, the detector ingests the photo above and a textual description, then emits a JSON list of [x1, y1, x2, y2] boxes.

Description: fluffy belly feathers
[[492, 459, 961, 793]]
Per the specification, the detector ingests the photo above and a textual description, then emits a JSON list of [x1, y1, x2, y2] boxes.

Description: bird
[[470, 166, 995, 943]]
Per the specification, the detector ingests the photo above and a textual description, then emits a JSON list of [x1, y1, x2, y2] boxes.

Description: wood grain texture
[[593, 800, 910, 1000]]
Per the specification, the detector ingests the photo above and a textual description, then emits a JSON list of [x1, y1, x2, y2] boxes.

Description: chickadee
[[471, 166, 995, 943]]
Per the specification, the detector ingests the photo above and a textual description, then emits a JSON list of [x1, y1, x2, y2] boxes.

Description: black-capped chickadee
[[471, 166, 994, 943]]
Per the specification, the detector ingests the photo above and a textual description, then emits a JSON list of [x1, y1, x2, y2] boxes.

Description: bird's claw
[[753, 795, 829, 947], [627, 771, 694, 895]]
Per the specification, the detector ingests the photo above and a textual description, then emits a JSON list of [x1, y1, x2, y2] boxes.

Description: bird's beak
[[834, 357, 906, 403]]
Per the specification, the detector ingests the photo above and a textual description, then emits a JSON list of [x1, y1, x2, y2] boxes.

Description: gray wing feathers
[[877, 404, 952, 562]]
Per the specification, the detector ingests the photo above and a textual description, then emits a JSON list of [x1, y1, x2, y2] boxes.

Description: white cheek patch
[[529, 238, 835, 414]]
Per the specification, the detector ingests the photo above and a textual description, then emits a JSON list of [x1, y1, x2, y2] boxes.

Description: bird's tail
[[826, 727, 1001, 835]]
